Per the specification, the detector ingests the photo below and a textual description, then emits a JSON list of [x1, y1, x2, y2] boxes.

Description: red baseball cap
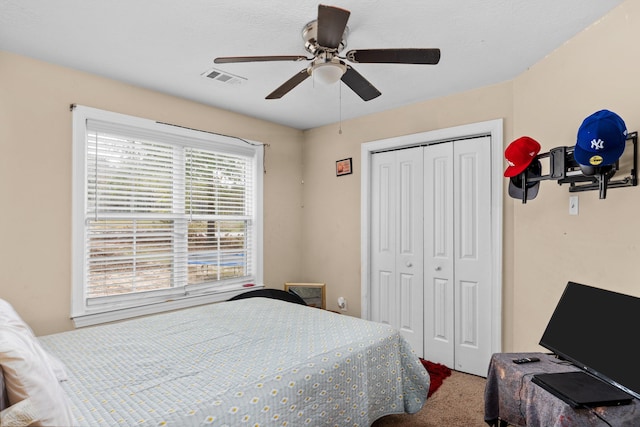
[[504, 136, 541, 177]]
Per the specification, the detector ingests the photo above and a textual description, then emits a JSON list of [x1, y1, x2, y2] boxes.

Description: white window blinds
[[72, 107, 263, 325]]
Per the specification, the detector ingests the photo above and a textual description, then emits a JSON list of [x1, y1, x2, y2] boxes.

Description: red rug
[[420, 358, 452, 397]]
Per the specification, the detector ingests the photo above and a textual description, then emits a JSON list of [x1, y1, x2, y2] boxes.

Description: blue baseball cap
[[574, 110, 627, 167]]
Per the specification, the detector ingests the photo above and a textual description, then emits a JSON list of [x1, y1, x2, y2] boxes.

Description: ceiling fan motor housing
[[302, 20, 348, 55]]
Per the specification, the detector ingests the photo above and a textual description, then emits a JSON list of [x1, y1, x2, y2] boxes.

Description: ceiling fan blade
[[341, 65, 381, 101], [214, 55, 310, 64], [317, 4, 350, 49], [266, 68, 311, 99], [346, 48, 441, 64]]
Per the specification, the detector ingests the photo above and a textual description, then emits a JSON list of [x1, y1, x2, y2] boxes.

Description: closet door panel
[[453, 136, 493, 376], [423, 143, 454, 367], [371, 152, 397, 327], [396, 148, 424, 353]]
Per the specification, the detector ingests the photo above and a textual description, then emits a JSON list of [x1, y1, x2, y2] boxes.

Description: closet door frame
[[361, 119, 504, 359]]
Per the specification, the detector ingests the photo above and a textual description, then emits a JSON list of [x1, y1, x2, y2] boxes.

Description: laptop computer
[[532, 371, 633, 408]]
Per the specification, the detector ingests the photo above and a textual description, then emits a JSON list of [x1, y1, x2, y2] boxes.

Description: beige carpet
[[372, 370, 487, 427]]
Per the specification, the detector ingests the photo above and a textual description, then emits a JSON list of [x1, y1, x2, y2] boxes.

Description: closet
[[369, 135, 493, 377]]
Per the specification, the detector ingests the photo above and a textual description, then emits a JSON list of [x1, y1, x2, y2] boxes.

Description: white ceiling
[[0, 0, 624, 130]]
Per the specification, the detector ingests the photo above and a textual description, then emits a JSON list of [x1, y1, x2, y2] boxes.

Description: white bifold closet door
[[370, 136, 492, 377], [370, 146, 425, 353]]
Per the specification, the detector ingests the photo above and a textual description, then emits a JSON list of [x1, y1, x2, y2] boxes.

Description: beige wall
[[2, 0, 638, 355], [0, 50, 304, 335], [510, 0, 640, 351]]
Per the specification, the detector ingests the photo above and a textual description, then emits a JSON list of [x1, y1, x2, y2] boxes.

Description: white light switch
[[569, 195, 579, 215]]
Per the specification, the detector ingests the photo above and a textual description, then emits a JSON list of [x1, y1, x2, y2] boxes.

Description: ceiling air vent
[[201, 67, 247, 85]]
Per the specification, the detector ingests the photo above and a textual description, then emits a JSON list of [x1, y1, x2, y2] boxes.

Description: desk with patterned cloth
[[484, 352, 640, 427]]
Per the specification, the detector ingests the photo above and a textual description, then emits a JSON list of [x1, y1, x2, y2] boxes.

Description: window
[[72, 106, 263, 326]]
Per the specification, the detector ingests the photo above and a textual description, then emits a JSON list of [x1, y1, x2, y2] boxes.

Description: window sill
[[71, 284, 264, 328]]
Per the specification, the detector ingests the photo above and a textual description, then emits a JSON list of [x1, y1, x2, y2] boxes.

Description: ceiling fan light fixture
[[312, 61, 346, 84]]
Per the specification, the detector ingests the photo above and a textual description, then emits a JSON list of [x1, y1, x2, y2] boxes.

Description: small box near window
[[285, 283, 326, 309]]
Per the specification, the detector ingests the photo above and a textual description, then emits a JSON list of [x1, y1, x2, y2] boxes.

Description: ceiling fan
[[214, 4, 441, 101]]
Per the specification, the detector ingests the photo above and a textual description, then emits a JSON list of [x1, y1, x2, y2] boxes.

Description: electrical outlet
[[337, 297, 347, 311]]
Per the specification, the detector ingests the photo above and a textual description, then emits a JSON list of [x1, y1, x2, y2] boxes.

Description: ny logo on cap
[[590, 138, 605, 150]]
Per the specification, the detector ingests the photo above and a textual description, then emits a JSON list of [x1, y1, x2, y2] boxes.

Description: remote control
[[513, 357, 540, 364]]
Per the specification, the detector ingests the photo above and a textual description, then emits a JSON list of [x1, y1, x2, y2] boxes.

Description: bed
[[1, 297, 430, 426]]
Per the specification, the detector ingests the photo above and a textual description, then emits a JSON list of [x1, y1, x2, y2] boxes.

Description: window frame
[[71, 105, 263, 327]]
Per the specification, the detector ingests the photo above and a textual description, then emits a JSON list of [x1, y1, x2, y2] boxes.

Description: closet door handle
[[406, 262, 413, 267], [434, 266, 441, 271]]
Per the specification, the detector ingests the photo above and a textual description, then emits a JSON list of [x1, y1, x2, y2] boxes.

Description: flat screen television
[[539, 281, 640, 400]]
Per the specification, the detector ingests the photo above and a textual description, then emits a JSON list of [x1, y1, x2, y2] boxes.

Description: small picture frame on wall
[[336, 158, 352, 176], [285, 283, 326, 309]]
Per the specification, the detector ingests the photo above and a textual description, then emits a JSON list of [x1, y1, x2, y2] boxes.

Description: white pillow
[[0, 398, 39, 427], [0, 328, 73, 427], [0, 299, 67, 381], [0, 366, 8, 411]]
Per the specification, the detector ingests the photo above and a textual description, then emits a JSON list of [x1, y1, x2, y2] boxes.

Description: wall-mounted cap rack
[[511, 131, 637, 203]]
